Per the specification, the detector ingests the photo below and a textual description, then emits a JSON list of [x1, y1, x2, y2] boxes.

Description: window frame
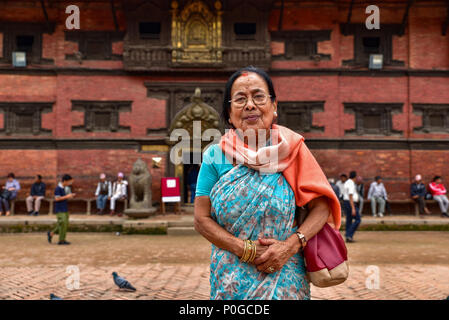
[[0, 102, 53, 135], [65, 30, 125, 61], [0, 22, 54, 65], [277, 101, 325, 133], [233, 22, 257, 41], [138, 21, 162, 40], [344, 103, 403, 136], [341, 24, 404, 67], [270, 30, 332, 61], [71, 100, 132, 133], [413, 104, 449, 134]]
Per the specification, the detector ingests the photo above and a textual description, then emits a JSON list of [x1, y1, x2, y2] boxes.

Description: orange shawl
[[220, 124, 341, 230]]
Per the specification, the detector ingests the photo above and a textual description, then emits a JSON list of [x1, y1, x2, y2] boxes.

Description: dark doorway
[[182, 152, 201, 204]]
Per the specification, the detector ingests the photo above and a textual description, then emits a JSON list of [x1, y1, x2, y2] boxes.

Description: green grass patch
[[0, 223, 167, 235]]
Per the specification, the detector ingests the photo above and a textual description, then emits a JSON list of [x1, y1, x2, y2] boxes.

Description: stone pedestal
[[124, 207, 157, 219]]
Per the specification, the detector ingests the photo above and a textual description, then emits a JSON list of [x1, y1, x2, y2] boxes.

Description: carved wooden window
[[341, 24, 404, 67], [292, 41, 310, 56], [413, 104, 449, 133], [122, 1, 171, 70], [344, 103, 403, 136], [234, 23, 257, 40], [71, 101, 131, 133], [16, 35, 34, 57], [0, 22, 54, 65], [277, 101, 325, 133], [0, 102, 53, 135], [271, 30, 331, 61], [139, 22, 161, 40], [224, 1, 269, 45], [65, 31, 124, 60], [362, 37, 381, 54]]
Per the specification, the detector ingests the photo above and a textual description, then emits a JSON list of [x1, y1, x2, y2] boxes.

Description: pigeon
[[50, 293, 63, 300], [112, 272, 136, 291]]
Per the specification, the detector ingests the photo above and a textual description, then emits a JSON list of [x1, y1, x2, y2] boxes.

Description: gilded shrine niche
[[171, 0, 223, 65], [167, 87, 220, 149], [167, 87, 221, 190]]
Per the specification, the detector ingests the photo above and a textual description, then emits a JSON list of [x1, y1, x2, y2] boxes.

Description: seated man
[[410, 174, 430, 216], [367, 176, 388, 217], [26, 174, 46, 216], [110, 172, 127, 217], [95, 173, 111, 215], [0, 173, 21, 216]]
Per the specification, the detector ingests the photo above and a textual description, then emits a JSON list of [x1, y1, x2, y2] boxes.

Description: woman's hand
[[248, 239, 270, 262], [252, 236, 300, 273]]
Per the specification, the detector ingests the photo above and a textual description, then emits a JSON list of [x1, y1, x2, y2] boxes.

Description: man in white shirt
[[335, 174, 347, 200], [343, 171, 361, 243], [109, 172, 128, 217]]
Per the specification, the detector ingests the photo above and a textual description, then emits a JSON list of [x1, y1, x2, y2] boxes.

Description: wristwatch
[[296, 231, 307, 249]]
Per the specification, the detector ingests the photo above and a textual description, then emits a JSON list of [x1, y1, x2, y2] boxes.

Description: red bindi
[[241, 72, 249, 77]]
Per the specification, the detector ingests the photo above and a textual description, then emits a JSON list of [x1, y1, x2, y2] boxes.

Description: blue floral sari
[[209, 164, 310, 300]]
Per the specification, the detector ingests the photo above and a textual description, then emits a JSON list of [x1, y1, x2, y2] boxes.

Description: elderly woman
[[194, 66, 341, 300]]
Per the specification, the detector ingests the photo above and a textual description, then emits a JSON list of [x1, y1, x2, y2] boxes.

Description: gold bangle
[[244, 240, 253, 262], [240, 240, 249, 262], [240, 240, 258, 263], [240, 240, 247, 262], [248, 240, 257, 263]]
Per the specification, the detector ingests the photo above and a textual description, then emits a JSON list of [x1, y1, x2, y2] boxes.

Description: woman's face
[[228, 72, 277, 135]]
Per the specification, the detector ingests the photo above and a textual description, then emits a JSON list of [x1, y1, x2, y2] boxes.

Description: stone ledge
[[167, 227, 198, 236], [0, 215, 448, 234]]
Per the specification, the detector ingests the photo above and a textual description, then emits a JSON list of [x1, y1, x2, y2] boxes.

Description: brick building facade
[[0, 0, 448, 213]]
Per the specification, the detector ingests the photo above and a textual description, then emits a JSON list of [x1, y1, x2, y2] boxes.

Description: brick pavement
[[0, 232, 448, 300], [0, 263, 448, 300]]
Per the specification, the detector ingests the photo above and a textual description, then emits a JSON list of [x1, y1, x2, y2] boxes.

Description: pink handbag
[[303, 223, 349, 287]]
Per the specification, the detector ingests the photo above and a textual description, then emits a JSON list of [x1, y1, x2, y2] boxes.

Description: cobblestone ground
[[0, 232, 448, 300]]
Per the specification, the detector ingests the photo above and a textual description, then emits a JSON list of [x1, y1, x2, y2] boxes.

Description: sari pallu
[[209, 164, 310, 300]]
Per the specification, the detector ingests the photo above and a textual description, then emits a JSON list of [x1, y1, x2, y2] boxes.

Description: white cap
[[118, 172, 124, 178], [415, 174, 422, 181], [100, 173, 106, 179]]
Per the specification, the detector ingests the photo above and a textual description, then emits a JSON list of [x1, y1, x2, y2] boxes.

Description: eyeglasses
[[229, 93, 272, 108]]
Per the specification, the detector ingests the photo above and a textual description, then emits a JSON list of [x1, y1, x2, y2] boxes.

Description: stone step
[[166, 227, 198, 236], [167, 220, 194, 228]]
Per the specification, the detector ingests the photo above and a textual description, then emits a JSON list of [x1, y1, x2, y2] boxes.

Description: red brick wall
[[269, 1, 449, 70], [0, 150, 58, 198], [55, 76, 166, 138], [272, 75, 412, 139], [56, 150, 167, 202], [0, 1, 448, 210], [410, 77, 449, 139], [311, 148, 449, 200], [0, 149, 167, 204], [1, 147, 446, 203]]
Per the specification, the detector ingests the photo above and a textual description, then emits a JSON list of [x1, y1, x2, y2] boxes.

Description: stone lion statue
[[128, 158, 152, 210]]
